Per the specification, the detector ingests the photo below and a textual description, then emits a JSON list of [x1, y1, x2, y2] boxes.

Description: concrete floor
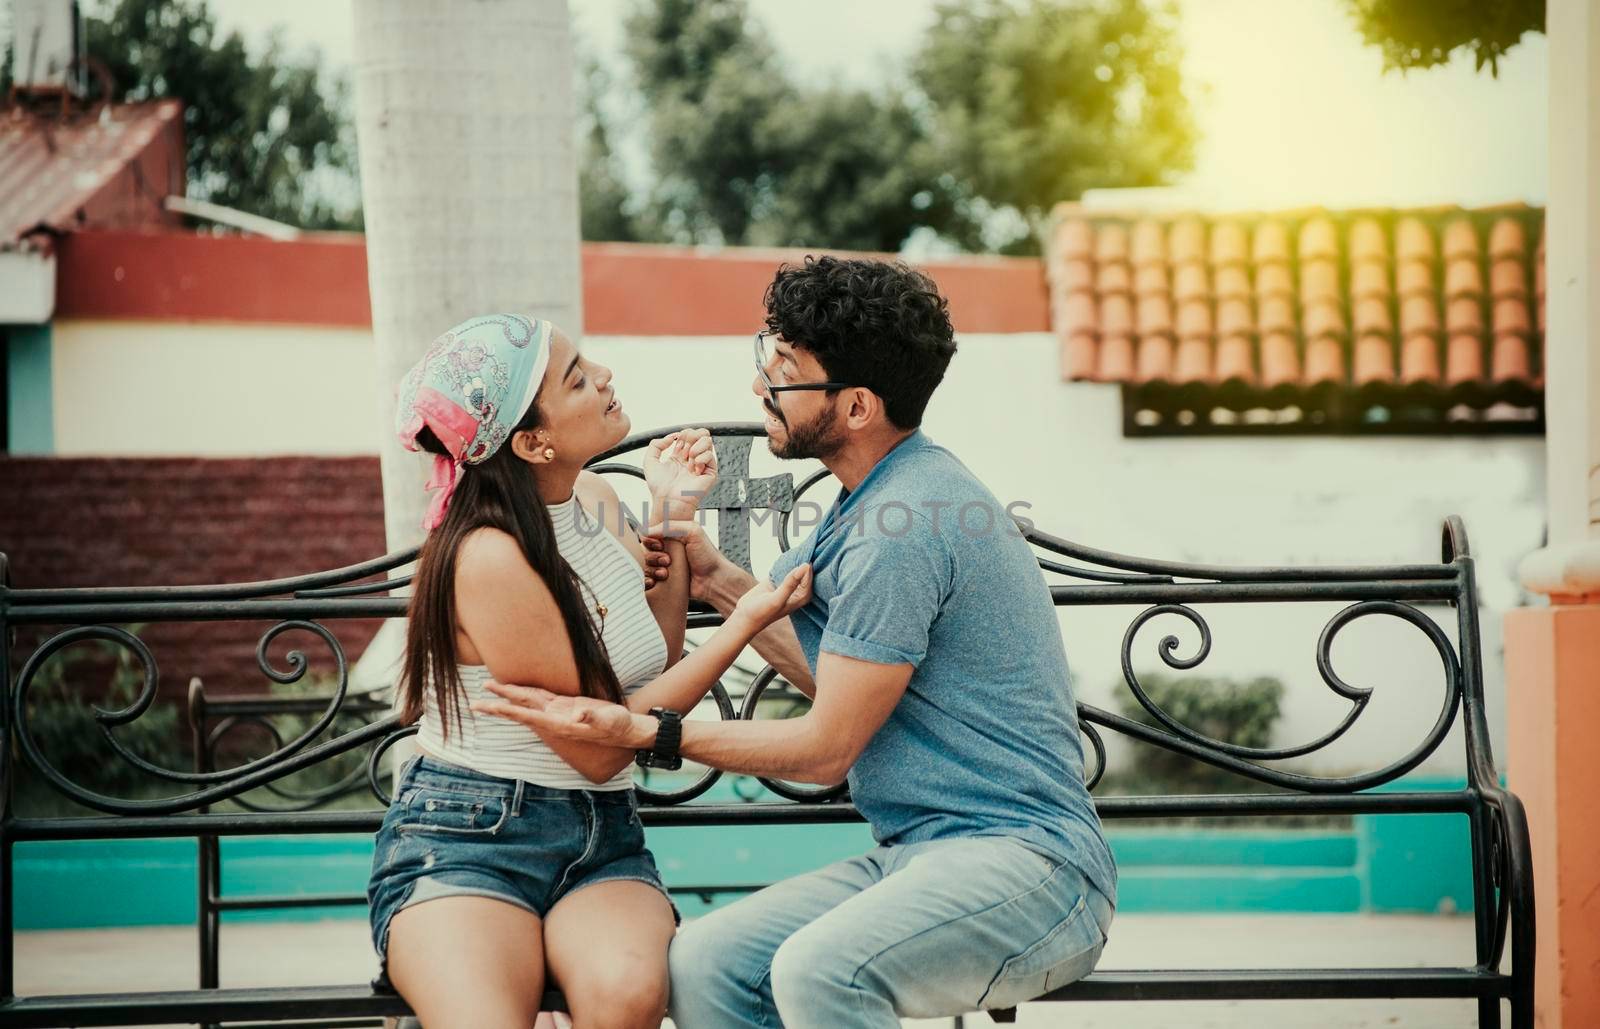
[[15, 912, 1490, 1027]]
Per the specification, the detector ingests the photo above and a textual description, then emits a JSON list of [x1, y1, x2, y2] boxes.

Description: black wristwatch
[[635, 707, 684, 771]]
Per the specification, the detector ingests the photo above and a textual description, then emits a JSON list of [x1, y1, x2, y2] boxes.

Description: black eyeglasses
[[754, 331, 860, 399]]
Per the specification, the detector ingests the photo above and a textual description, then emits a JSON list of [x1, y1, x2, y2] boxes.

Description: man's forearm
[[627, 711, 846, 784], [702, 561, 817, 697]]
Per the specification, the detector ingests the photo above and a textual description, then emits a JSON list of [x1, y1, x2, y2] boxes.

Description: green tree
[[622, 0, 963, 252], [81, 0, 360, 230], [1342, 0, 1544, 76], [577, 55, 646, 243], [913, 0, 1198, 253]]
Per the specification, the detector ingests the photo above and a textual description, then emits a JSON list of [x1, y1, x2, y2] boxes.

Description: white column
[[1521, 0, 1600, 597], [1505, 7, 1600, 1028], [352, 0, 583, 554]]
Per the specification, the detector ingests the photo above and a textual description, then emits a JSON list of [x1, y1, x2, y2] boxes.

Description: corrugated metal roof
[[0, 98, 184, 249]]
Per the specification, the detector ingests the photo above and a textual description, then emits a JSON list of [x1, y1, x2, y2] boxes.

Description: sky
[[199, 0, 1548, 213]]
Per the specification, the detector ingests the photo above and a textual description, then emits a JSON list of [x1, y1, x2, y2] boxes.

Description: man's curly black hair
[[763, 256, 957, 431]]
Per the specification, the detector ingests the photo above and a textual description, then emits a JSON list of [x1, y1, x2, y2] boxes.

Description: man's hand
[[642, 516, 731, 602], [473, 681, 650, 748]]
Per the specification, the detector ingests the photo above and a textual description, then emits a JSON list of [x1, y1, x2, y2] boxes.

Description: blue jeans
[[366, 755, 674, 977], [667, 835, 1114, 1028]]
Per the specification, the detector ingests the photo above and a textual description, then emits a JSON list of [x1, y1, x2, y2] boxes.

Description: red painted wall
[[55, 231, 1049, 335]]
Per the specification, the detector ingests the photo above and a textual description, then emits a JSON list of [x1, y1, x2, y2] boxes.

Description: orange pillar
[[1505, 600, 1600, 1028]]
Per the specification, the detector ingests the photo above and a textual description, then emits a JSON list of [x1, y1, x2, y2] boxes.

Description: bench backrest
[[0, 424, 1504, 997]]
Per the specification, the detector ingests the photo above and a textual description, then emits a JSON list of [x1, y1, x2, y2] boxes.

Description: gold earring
[[542, 447, 556, 461]]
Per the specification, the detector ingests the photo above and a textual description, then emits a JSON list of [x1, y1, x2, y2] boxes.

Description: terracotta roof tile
[[1047, 203, 1544, 399], [1060, 291, 1097, 337], [1055, 218, 1094, 259], [1349, 260, 1390, 299], [1298, 217, 1340, 261], [1260, 295, 1296, 333], [1255, 263, 1294, 297], [1095, 223, 1129, 262], [1260, 331, 1301, 387], [1062, 331, 1098, 380], [1095, 261, 1132, 294], [1400, 333, 1442, 383], [1135, 334, 1174, 381], [1131, 219, 1165, 265], [1058, 259, 1094, 292], [1172, 263, 1209, 301], [1174, 337, 1213, 383], [1444, 259, 1483, 298], [1395, 218, 1435, 263], [1488, 216, 1525, 259], [1442, 218, 1479, 262], [1304, 337, 1346, 384], [1490, 258, 1526, 299], [1349, 218, 1388, 262], [1491, 334, 1532, 382], [1400, 294, 1441, 335], [1098, 334, 1136, 381], [1353, 296, 1393, 335], [1253, 221, 1291, 263], [1300, 259, 1341, 304], [1446, 296, 1484, 334], [1446, 333, 1485, 383], [1176, 298, 1212, 339], [1170, 218, 1206, 263], [1102, 293, 1134, 335], [1214, 264, 1251, 299], [1210, 221, 1248, 265], [1216, 297, 1254, 335], [1353, 333, 1396, 384], [1133, 264, 1168, 295], [1396, 259, 1434, 297], [1493, 297, 1531, 337], [1136, 293, 1174, 335], [1303, 300, 1346, 339], [1216, 334, 1256, 383]]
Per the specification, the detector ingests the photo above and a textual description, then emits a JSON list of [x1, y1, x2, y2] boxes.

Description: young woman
[[368, 313, 812, 1029]]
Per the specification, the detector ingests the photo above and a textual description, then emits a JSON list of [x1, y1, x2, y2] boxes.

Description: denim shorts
[[367, 754, 676, 972]]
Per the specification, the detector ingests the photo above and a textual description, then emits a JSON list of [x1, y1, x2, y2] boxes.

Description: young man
[[476, 256, 1116, 1027]]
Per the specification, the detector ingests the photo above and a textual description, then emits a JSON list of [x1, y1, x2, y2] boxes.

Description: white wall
[[48, 324, 1544, 778], [49, 320, 386, 456]]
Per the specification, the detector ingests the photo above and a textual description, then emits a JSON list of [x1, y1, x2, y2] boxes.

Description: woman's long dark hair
[[399, 398, 623, 737]]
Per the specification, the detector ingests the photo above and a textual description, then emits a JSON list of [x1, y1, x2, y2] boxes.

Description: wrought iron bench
[[0, 424, 1534, 1027]]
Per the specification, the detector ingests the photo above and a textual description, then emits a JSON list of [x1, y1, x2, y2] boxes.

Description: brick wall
[[1, 456, 390, 699]]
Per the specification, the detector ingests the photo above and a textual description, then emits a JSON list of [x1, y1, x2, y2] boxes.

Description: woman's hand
[[642, 428, 717, 518], [730, 564, 813, 632]]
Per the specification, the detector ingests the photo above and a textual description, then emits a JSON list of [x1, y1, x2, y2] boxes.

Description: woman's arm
[[455, 528, 808, 784], [575, 471, 691, 666]]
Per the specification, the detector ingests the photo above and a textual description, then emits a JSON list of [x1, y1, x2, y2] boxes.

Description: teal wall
[[5, 323, 53, 453], [11, 778, 1478, 931]]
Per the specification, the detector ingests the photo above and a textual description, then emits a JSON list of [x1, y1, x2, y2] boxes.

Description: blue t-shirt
[[768, 429, 1117, 905]]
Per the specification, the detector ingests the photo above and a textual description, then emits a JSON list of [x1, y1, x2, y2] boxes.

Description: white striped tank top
[[416, 491, 669, 790]]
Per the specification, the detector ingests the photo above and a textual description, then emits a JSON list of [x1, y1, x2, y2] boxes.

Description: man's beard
[[766, 402, 846, 461]]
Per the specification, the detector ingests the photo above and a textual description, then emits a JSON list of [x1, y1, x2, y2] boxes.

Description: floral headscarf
[[394, 314, 553, 530]]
